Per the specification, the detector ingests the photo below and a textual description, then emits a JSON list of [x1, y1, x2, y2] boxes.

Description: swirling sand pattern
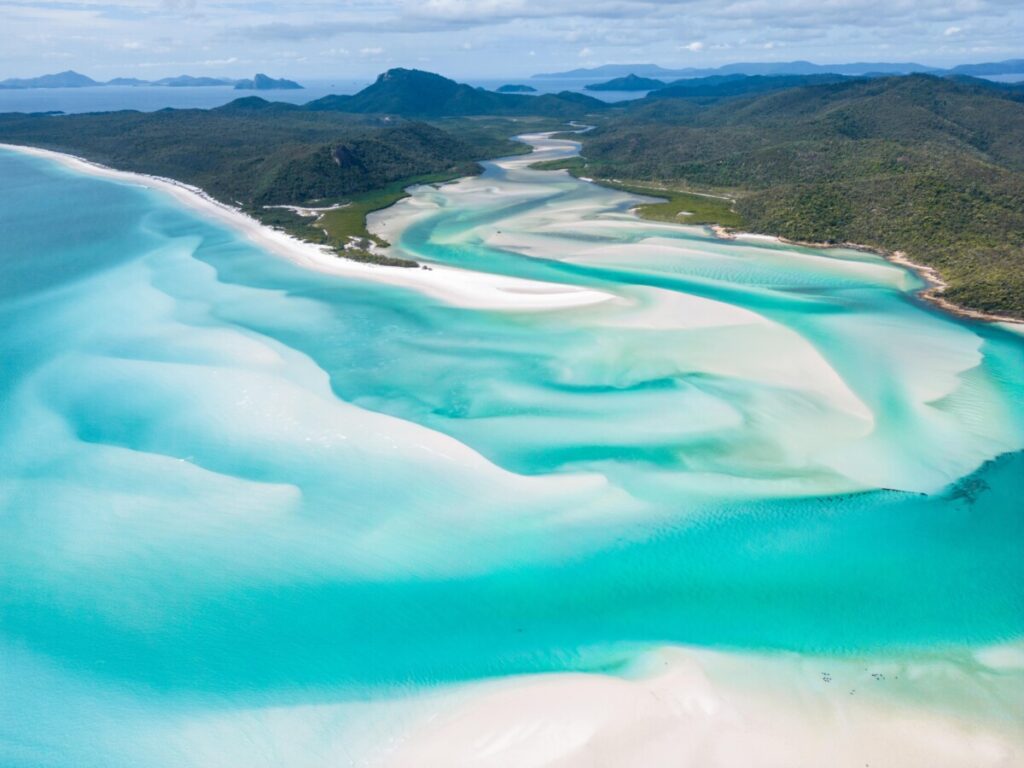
[[0, 139, 1022, 766]]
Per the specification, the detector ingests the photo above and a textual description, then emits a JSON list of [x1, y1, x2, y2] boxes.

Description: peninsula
[[585, 74, 666, 91], [2, 68, 1021, 318]]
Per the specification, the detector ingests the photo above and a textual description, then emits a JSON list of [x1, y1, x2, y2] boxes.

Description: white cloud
[[2, 0, 1023, 79]]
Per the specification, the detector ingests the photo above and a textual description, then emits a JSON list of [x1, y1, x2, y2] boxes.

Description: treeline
[[0, 108, 525, 263], [0, 108, 517, 205], [575, 75, 1024, 318]]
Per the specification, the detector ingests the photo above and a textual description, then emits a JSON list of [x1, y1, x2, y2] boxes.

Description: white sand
[[374, 644, 1024, 768], [7, 140, 1022, 765], [0, 143, 615, 313], [141, 643, 1024, 767]]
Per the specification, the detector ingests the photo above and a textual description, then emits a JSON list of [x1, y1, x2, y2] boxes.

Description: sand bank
[[0, 143, 615, 314], [375, 643, 1024, 768], [708, 226, 1023, 325]]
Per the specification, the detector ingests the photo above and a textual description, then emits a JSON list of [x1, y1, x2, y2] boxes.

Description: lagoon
[[1, 136, 1022, 766]]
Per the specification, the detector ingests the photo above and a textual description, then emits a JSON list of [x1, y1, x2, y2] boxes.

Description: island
[[234, 73, 304, 90], [584, 74, 666, 91], [496, 84, 537, 93], [540, 72, 1024, 319], [2, 68, 1021, 319], [0, 70, 301, 89], [0, 70, 604, 266]]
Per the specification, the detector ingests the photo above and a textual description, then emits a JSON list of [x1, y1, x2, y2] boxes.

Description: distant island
[[496, 84, 537, 93], [535, 58, 1024, 80], [303, 68, 604, 117], [235, 74, 303, 91], [0, 70, 304, 89], [585, 74, 666, 91]]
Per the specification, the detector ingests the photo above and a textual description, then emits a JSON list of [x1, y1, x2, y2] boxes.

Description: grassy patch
[[318, 170, 463, 242], [610, 182, 744, 227], [529, 157, 744, 227], [255, 170, 471, 268]]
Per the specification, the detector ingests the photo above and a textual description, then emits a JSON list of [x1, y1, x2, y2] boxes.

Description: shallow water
[[1, 137, 1022, 765]]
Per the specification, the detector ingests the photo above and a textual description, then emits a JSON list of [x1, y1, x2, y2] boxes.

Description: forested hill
[[0, 109, 516, 204], [1, 68, 1022, 314], [0, 107, 530, 265], [574, 74, 1024, 318], [305, 69, 607, 117]]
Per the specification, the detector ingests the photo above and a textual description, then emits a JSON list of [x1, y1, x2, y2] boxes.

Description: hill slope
[[0, 107, 523, 264], [575, 75, 1024, 317], [0, 70, 99, 89], [586, 74, 666, 91], [305, 69, 607, 117]]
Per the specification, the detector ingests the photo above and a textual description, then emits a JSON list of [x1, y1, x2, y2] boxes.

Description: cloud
[[2, 0, 1023, 79], [360, 46, 385, 56]]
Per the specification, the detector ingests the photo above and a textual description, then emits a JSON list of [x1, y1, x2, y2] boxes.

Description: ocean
[[1, 138, 1022, 765]]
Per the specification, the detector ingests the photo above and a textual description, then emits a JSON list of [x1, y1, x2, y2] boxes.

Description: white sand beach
[[4, 138, 1022, 768], [371, 643, 1024, 768], [0, 143, 615, 313]]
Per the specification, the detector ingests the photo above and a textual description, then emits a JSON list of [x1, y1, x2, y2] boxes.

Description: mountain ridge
[[534, 58, 1024, 80], [303, 68, 606, 117], [0, 70, 304, 89]]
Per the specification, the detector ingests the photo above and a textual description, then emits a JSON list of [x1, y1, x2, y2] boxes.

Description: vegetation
[[262, 171, 473, 267], [0, 106, 524, 265], [576, 74, 1024, 317], [531, 156, 743, 226], [1, 68, 1022, 316], [585, 74, 666, 91], [305, 69, 608, 118], [645, 73, 853, 103]]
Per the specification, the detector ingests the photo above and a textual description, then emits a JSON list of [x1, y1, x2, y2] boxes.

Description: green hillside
[[305, 69, 608, 118], [0, 108, 523, 265], [575, 74, 1024, 318]]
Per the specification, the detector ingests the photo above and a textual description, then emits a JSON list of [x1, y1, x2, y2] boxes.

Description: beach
[[0, 143, 616, 314], [1, 136, 1022, 767]]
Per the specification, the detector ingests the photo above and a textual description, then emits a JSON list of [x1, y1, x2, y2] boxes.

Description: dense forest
[[1, 70, 1022, 315], [0, 107, 531, 264], [574, 75, 1024, 317]]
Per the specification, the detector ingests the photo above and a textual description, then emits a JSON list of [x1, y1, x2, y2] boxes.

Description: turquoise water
[[1, 142, 1023, 765]]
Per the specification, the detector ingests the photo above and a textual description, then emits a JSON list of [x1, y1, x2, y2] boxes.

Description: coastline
[[4, 139, 1024, 768], [8, 138, 1015, 326], [369, 642, 1024, 767], [709, 226, 1024, 325], [0, 143, 616, 313], [561, 168, 1020, 326]]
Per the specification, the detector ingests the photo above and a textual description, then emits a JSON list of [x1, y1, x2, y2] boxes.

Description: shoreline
[[0, 143, 616, 313], [561, 169, 1019, 326], [708, 225, 1023, 325], [6, 137, 1019, 327], [371, 641, 1024, 767]]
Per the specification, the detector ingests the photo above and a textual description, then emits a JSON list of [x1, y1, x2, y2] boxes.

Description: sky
[[2, 0, 1023, 80]]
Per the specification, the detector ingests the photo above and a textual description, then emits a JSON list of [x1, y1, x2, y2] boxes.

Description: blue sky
[[3, 0, 1022, 79]]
